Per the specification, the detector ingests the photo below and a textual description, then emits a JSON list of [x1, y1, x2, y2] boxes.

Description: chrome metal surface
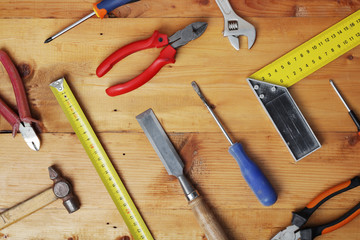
[[271, 225, 299, 240], [169, 22, 208, 49], [330, 79, 351, 112], [191, 81, 234, 145], [214, 0, 256, 49], [45, 12, 95, 43], [248, 78, 321, 161], [19, 122, 40, 151]]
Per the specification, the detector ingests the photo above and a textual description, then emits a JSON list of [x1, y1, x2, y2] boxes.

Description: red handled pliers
[[96, 22, 208, 96], [271, 176, 360, 240], [0, 50, 40, 151]]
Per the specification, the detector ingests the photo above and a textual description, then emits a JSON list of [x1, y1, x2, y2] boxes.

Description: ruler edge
[[49, 77, 154, 240], [250, 9, 360, 87]]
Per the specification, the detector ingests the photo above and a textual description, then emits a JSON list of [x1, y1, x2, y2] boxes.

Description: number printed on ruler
[[50, 78, 153, 240], [250, 10, 360, 87]]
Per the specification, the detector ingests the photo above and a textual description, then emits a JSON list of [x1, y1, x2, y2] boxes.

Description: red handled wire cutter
[[96, 22, 208, 96], [0, 50, 40, 151], [271, 176, 360, 240]]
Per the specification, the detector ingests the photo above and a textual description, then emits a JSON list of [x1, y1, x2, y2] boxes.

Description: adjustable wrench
[[215, 0, 256, 50]]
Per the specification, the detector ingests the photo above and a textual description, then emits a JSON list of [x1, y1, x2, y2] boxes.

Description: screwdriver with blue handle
[[44, 0, 139, 43], [191, 81, 277, 206]]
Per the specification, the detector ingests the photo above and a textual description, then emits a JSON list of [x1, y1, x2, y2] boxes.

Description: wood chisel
[[136, 108, 229, 240], [191, 81, 277, 206]]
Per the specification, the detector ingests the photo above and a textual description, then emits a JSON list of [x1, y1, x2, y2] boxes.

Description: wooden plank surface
[[0, 1, 360, 239]]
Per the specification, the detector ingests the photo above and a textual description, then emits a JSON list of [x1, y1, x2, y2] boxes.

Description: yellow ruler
[[250, 10, 360, 87], [50, 78, 153, 240]]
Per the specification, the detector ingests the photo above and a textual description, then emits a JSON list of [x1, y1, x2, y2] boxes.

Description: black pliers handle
[[293, 176, 360, 240], [271, 177, 360, 240]]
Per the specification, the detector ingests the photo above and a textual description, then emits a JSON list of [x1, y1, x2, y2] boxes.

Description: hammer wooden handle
[[0, 187, 57, 230], [188, 196, 229, 240]]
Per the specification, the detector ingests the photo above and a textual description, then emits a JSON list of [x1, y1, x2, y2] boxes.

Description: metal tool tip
[[329, 79, 337, 89], [48, 166, 59, 180], [136, 108, 153, 121], [194, 22, 208, 35], [191, 81, 198, 88], [191, 81, 209, 106], [44, 37, 53, 44], [191, 81, 201, 95], [32, 141, 39, 151]]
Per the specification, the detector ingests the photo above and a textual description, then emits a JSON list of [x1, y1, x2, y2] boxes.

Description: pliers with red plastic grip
[[96, 22, 208, 96], [0, 50, 40, 151]]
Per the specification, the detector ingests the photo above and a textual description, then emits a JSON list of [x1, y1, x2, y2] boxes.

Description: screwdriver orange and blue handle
[[191, 81, 277, 206], [44, 0, 139, 43]]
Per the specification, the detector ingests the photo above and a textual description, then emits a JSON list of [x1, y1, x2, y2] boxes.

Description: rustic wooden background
[[0, 0, 359, 239]]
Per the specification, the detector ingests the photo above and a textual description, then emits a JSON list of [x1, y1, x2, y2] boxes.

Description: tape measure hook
[[49, 78, 65, 92]]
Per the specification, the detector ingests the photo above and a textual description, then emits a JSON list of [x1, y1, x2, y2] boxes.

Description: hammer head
[[48, 166, 80, 213]]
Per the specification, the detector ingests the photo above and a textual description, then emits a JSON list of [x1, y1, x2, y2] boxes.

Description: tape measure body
[[250, 10, 360, 87], [50, 78, 153, 240]]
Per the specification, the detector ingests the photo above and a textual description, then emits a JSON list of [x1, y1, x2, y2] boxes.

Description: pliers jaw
[[271, 177, 360, 240], [19, 122, 40, 151], [0, 50, 41, 151], [271, 225, 300, 240], [168, 22, 208, 49]]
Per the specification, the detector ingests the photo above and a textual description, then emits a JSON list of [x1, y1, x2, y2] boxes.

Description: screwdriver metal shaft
[[330, 79, 360, 134], [44, 0, 139, 43], [191, 81, 233, 145], [44, 12, 95, 44], [330, 79, 351, 111]]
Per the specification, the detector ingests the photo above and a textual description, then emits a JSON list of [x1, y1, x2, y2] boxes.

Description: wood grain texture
[[0, 188, 57, 230], [0, 0, 360, 19], [188, 196, 229, 240], [0, 1, 360, 239]]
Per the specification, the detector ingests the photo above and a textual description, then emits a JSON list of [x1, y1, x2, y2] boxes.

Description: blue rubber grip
[[228, 142, 277, 206], [97, 0, 139, 13]]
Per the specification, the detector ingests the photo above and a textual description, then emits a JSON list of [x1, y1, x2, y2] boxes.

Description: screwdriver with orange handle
[[330, 80, 360, 136], [44, 0, 139, 43]]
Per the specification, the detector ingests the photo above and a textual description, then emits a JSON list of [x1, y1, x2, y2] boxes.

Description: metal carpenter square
[[247, 78, 321, 161]]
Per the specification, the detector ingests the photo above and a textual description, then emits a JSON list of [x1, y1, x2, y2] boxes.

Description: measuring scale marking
[[250, 10, 360, 87], [50, 78, 153, 240]]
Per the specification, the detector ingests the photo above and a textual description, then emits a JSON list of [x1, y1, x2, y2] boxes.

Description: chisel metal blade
[[136, 109, 184, 177]]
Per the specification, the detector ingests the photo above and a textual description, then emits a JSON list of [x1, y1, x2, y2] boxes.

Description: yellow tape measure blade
[[250, 10, 360, 87], [50, 78, 153, 240]]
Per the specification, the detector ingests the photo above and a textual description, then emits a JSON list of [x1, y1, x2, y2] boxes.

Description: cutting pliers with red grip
[[271, 176, 360, 240], [0, 50, 40, 151], [96, 22, 208, 96]]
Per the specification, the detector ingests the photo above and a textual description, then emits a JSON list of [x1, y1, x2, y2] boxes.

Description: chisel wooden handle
[[0, 187, 57, 230], [188, 196, 229, 240]]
